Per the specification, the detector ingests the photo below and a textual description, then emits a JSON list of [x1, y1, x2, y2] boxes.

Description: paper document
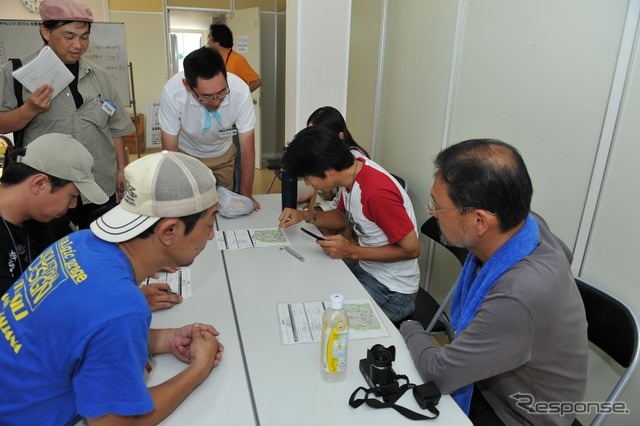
[[217, 227, 290, 250], [141, 268, 192, 298], [12, 46, 74, 98], [277, 298, 389, 345]]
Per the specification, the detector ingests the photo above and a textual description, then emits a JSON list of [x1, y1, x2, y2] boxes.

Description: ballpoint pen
[[281, 246, 305, 262]]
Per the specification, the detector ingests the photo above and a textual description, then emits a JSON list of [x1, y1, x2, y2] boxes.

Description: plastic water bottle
[[320, 293, 349, 382]]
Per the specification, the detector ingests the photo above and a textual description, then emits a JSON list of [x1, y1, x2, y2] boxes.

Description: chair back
[[407, 217, 468, 338], [575, 277, 640, 426], [390, 173, 408, 192], [421, 216, 468, 265]]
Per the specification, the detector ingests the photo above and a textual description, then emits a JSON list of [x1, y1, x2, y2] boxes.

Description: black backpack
[[3, 58, 25, 168]]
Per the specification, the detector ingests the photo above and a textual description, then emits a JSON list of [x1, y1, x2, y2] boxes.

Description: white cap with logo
[[90, 150, 218, 243]]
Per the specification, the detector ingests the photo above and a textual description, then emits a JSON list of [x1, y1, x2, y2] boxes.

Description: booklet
[[141, 268, 192, 298], [216, 227, 290, 250], [277, 298, 389, 345], [12, 46, 74, 98]]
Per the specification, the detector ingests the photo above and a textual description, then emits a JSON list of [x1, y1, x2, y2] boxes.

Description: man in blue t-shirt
[[0, 150, 223, 425]]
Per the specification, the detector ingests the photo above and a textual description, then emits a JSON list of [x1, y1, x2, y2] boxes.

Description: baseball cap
[[39, 0, 94, 23], [91, 151, 218, 243], [16, 133, 108, 205]]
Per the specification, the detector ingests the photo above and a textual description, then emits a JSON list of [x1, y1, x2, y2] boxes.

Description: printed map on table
[[277, 298, 389, 344], [217, 227, 290, 250]]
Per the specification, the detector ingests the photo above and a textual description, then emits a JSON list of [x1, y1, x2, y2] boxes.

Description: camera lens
[[373, 351, 391, 364]]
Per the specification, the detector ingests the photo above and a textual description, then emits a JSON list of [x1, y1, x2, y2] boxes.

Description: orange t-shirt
[[225, 50, 260, 86]]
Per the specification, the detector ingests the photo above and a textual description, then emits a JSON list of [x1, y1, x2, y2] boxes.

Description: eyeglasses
[[426, 200, 495, 217], [192, 85, 230, 103], [426, 200, 465, 216]]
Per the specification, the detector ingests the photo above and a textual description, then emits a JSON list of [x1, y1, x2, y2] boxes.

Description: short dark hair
[[307, 106, 369, 158], [434, 139, 533, 232], [0, 147, 71, 190], [135, 210, 208, 240], [40, 21, 91, 45], [183, 47, 227, 88], [282, 126, 354, 179], [209, 24, 233, 48]]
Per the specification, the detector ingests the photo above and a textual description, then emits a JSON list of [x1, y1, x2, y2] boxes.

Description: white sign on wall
[[146, 101, 161, 148], [235, 35, 249, 53]]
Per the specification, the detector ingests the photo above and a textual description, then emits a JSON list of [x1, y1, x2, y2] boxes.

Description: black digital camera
[[359, 344, 400, 400]]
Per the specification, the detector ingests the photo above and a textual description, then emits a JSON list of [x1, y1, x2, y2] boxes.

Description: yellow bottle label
[[325, 321, 347, 373]]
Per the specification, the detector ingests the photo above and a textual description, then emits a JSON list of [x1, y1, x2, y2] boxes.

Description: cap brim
[[75, 180, 109, 205], [90, 204, 160, 243]]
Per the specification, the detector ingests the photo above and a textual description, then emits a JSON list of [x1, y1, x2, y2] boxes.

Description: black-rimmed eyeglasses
[[193, 85, 230, 103]]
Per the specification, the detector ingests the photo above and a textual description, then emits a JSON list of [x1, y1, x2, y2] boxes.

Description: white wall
[[374, 0, 461, 302], [284, 0, 351, 140], [345, 0, 381, 156], [351, 0, 640, 424], [450, 0, 626, 250], [108, 10, 167, 128]]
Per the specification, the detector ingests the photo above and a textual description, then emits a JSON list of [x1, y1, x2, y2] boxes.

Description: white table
[[149, 241, 256, 426], [216, 194, 471, 425]]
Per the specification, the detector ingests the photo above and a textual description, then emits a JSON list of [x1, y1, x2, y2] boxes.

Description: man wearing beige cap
[[0, 151, 223, 425], [0, 0, 133, 229], [0, 133, 107, 296]]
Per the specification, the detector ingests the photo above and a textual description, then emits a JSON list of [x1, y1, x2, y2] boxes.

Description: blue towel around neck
[[202, 109, 222, 134], [449, 214, 539, 414]]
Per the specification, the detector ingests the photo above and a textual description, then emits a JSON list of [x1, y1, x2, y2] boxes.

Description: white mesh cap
[[90, 150, 218, 243]]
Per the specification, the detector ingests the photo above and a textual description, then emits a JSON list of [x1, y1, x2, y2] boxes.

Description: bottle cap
[[329, 293, 344, 309]]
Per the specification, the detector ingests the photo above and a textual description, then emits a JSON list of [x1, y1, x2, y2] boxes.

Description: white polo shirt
[[159, 72, 255, 158]]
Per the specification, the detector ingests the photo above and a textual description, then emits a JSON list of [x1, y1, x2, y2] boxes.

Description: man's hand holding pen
[[141, 283, 183, 311], [278, 207, 310, 228]]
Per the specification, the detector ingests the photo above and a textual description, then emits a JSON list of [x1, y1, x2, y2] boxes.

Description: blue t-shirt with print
[[0, 230, 153, 425]]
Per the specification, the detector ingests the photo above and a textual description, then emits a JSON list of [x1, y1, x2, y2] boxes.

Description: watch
[[21, 0, 43, 13]]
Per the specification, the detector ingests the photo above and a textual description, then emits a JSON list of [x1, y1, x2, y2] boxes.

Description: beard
[[439, 222, 473, 249]]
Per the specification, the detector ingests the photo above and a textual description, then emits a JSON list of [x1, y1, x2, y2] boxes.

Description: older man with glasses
[[160, 46, 259, 209], [402, 139, 587, 425]]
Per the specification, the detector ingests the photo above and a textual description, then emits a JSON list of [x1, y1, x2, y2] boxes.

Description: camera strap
[[349, 376, 440, 421]]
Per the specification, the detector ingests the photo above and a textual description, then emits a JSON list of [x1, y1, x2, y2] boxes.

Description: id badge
[[101, 98, 116, 116], [219, 127, 238, 138]]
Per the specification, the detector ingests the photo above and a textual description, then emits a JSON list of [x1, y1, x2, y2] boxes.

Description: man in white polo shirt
[[159, 46, 259, 209]]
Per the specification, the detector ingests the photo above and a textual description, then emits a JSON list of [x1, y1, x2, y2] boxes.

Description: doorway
[[165, 3, 286, 169]]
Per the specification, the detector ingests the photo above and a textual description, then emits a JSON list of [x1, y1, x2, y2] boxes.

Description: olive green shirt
[[0, 51, 134, 200]]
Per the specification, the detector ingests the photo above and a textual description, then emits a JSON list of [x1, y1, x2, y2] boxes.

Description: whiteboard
[[0, 20, 131, 106]]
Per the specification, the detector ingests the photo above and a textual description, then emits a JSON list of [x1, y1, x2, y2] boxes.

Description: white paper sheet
[[277, 298, 389, 344], [216, 227, 290, 250], [141, 268, 192, 298], [12, 46, 74, 98]]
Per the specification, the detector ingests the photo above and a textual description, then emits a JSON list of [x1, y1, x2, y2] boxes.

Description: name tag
[[101, 99, 116, 116], [219, 127, 238, 138]]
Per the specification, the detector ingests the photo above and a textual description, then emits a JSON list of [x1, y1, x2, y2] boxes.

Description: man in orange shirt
[[208, 24, 262, 92]]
